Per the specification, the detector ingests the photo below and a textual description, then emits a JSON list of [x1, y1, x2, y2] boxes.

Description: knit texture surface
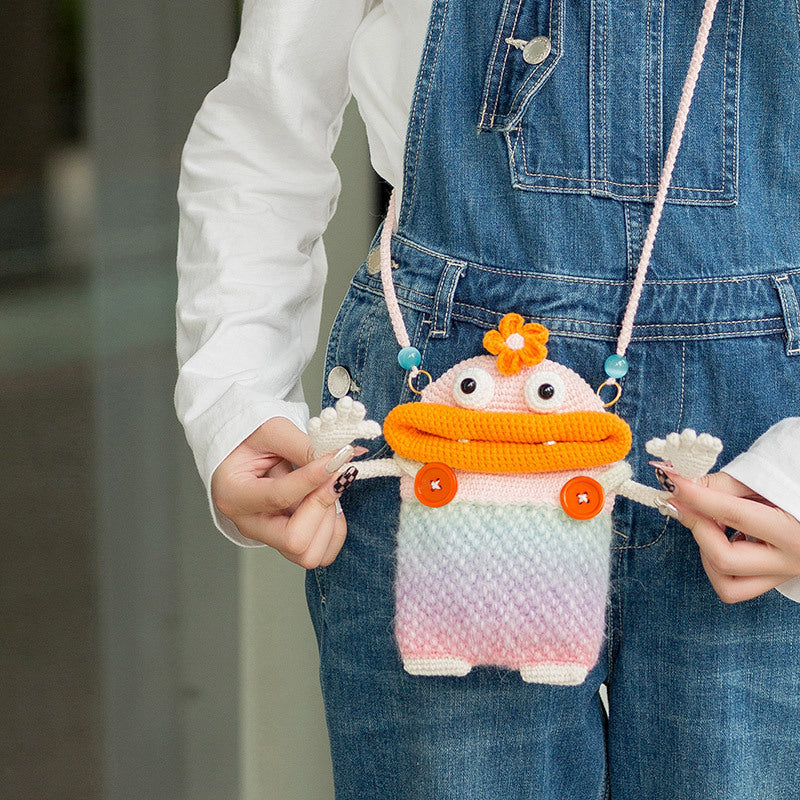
[[395, 499, 612, 681]]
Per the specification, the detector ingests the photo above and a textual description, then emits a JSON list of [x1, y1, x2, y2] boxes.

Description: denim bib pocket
[[479, 0, 743, 206]]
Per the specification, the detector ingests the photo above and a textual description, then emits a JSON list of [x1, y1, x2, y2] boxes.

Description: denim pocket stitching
[[515, 124, 731, 193], [355, 277, 791, 340], [615, 342, 685, 552], [506, 0, 562, 122], [479, 0, 562, 130], [479, 0, 523, 127], [356, 295, 379, 386], [314, 567, 327, 606]]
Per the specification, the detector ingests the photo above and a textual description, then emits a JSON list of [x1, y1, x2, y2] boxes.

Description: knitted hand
[[308, 396, 382, 459], [645, 429, 723, 479]]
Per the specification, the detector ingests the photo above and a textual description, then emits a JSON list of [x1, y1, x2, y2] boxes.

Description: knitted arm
[[617, 479, 669, 508], [353, 458, 405, 478], [596, 460, 666, 506]]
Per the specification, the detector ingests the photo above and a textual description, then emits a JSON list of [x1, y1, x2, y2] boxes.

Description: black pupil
[[460, 378, 477, 394], [538, 383, 555, 400]]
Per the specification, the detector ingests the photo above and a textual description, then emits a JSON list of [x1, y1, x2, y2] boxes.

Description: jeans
[[308, 0, 800, 796]]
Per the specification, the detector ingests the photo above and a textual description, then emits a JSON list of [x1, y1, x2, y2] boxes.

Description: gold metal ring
[[596, 378, 622, 408], [408, 369, 433, 395]]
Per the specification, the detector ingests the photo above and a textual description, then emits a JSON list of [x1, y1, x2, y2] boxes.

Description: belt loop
[[771, 274, 800, 356], [429, 261, 467, 340]]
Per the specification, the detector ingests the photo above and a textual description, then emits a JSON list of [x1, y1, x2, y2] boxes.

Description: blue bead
[[397, 346, 422, 369], [604, 354, 629, 379]]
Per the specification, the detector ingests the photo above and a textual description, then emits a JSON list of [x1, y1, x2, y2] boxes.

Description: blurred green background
[[0, 2, 376, 798]]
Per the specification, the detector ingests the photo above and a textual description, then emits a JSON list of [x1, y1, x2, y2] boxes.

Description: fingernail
[[332, 465, 358, 495], [325, 445, 355, 473], [655, 498, 681, 520], [654, 467, 676, 493], [335, 498, 344, 516], [649, 460, 678, 474]]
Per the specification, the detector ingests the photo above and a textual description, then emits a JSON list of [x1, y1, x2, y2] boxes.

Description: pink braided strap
[[379, 189, 419, 377], [615, 0, 720, 357]]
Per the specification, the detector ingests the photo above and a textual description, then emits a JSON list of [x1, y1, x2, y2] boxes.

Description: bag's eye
[[525, 371, 566, 411], [452, 367, 494, 408], [538, 383, 555, 400]]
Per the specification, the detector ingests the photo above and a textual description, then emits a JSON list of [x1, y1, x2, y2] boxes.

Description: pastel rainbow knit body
[[395, 476, 615, 686]]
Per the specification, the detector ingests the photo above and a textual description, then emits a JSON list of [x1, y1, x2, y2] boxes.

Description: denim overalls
[[307, 1, 800, 797]]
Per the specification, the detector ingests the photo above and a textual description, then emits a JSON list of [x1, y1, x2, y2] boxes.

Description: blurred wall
[[86, 0, 241, 797], [1, 2, 374, 797]]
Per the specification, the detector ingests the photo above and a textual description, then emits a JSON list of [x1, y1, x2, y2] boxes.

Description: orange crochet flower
[[483, 313, 549, 375]]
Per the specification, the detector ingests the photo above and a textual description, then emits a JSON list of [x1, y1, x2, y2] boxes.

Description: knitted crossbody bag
[[309, 0, 725, 685]]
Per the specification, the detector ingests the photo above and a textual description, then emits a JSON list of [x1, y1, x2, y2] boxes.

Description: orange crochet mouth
[[383, 403, 632, 473]]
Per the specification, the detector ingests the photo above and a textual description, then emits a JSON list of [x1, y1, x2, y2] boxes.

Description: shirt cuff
[[721, 417, 800, 602]]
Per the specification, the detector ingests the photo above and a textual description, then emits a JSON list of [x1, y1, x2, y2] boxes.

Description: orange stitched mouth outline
[[383, 403, 632, 473]]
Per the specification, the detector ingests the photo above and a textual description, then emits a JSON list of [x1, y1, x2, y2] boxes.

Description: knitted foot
[[645, 428, 723, 480], [403, 657, 473, 677], [307, 396, 382, 458], [519, 664, 589, 686]]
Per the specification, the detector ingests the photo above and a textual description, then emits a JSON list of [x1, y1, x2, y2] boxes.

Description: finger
[[268, 459, 294, 479], [319, 502, 348, 566], [239, 445, 356, 515], [668, 472, 790, 548], [696, 471, 755, 498], [280, 465, 359, 561], [246, 416, 317, 466], [697, 549, 795, 603], [238, 474, 340, 557], [236, 510, 292, 549], [279, 504, 339, 569], [280, 488, 350, 568], [674, 507, 788, 577], [267, 458, 297, 511]]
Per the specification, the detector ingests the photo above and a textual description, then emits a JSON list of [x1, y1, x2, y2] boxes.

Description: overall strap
[[381, 0, 721, 403]]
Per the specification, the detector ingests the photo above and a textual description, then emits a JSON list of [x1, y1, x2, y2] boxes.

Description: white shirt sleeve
[[175, 0, 374, 546], [721, 417, 800, 602]]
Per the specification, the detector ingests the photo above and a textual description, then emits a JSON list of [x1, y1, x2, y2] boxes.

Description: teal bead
[[398, 346, 422, 370], [604, 354, 629, 379]]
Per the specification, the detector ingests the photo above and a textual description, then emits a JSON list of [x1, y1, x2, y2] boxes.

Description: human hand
[[657, 469, 800, 603], [211, 417, 363, 568]]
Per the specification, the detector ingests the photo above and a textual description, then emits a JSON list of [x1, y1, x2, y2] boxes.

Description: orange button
[[414, 462, 458, 507], [560, 476, 605, 520]]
